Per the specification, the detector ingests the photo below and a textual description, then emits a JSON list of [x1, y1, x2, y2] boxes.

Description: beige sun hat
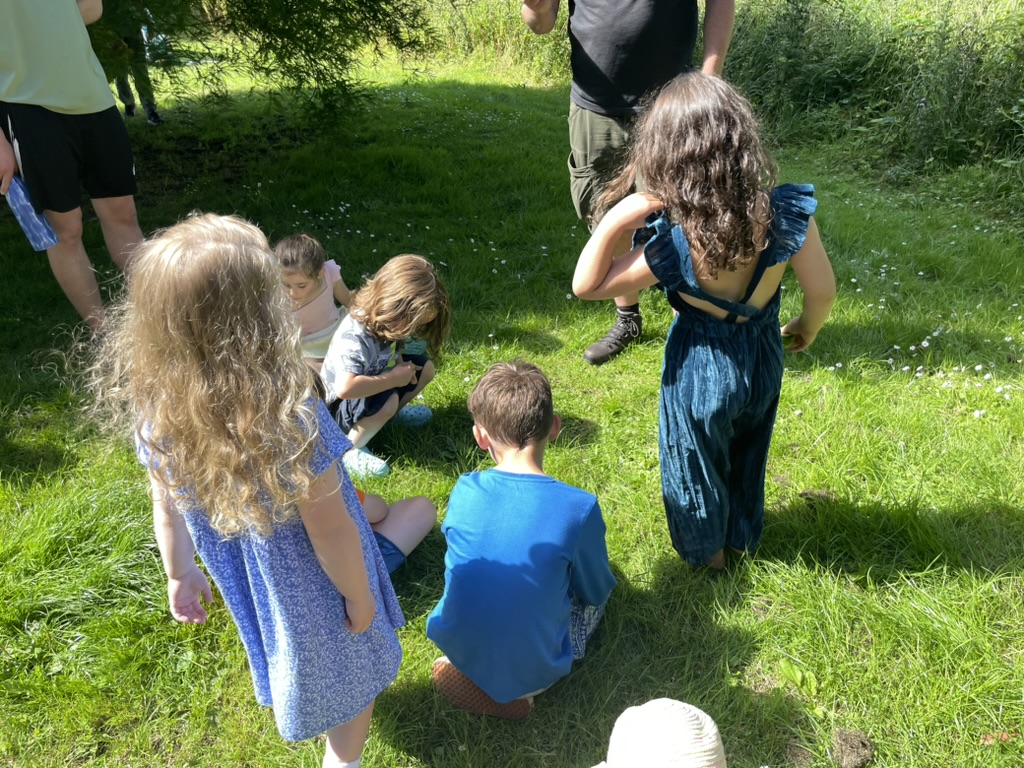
[[592, 699, 727, 768]]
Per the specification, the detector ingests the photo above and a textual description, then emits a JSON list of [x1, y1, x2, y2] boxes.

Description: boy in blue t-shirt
[[427, 361, 616, 719]]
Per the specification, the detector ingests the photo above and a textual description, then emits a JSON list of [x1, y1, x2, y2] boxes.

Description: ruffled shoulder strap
[[769, 184, 818, 264], [637, 212, 686, 291]]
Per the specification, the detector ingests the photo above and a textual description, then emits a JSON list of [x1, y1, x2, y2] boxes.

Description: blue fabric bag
[[5, 176, 58, 251]]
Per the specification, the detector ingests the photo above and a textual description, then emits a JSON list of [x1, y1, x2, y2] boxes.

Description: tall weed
[[422, 0, 569, 81]]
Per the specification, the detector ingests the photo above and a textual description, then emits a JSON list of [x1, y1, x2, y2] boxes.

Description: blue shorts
[[329, 353, 430, 433], [373, 532, 406, 574]]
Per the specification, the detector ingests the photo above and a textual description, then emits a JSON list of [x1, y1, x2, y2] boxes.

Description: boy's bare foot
[[431, 657, 533, 720]]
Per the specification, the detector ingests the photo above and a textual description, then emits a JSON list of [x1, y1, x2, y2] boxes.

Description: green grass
[[2, 54, 1024, 767]]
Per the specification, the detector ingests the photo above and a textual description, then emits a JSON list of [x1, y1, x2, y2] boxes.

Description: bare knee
[[94, 195, 140, 229], [407, 496, 438, 529], [418, 360, 436, 387], [379, 392, 400, 420], [45, 209, 84, 247]]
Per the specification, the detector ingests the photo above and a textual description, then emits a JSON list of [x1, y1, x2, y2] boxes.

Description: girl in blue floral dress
[[573, 72, 836, 569], [94, 213, 415, 767]]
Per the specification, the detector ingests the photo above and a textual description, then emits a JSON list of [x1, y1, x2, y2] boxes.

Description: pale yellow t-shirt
[[0, 0, 115, 115]]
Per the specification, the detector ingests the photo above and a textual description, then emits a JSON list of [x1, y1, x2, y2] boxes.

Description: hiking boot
[[583, 310, 642, 365], [342, 448, 389, 479], [431, 657, 534, 720]]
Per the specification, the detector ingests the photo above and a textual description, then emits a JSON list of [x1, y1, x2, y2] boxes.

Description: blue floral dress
[[139, 401, 404, 741], [640, 184, 817, 565]]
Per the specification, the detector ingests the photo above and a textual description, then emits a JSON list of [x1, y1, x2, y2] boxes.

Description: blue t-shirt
[[426, 469, 616, 702]]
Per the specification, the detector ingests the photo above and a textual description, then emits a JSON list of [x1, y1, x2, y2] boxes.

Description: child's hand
[[167, 565, 213, 624], [391, 361, 420, 387], [344, 595, 376, 634], [781, 318, 817, 353], [605, 193, 665, 232]]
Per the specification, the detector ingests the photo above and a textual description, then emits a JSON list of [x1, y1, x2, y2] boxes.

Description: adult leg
[[568, 103, 641, 365], [126, 31, 163, 124], [91, 195, 143, 273], [115, 76, 136, 115], [44, 207, 105, 331], [322, 700, 374, 767], [371, 496, 437, 556], [347, 392, 399, 449]]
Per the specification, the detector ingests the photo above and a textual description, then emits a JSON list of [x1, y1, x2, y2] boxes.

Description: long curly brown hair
[[350, 254, 451, 356], [91, 213, 321, 537], [595, 71, 777, 278]]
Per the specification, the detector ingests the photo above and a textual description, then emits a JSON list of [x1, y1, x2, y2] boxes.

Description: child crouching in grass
[[320, 254, 450, 479], [427, 361, 615, 719]]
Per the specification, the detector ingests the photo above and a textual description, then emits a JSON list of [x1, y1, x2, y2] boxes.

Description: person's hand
[[522, 0, 549, 10], [390, 361, 420, 387], [344, 594, 376, 634], [0, 135, 16, 196], [605, 192, 665, 233], [167, 565, 214, 624], [781, 317, 817, 353]]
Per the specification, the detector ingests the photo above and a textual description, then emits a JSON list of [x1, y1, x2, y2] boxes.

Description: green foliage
[[89, 0, 434, 104], [730, 0, 1024, 169]]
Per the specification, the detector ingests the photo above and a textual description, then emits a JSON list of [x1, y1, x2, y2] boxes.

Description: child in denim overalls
[[573, 72, 836, 569]]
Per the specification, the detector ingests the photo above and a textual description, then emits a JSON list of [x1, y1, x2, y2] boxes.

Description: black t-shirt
[[568, 0, 699, 116]]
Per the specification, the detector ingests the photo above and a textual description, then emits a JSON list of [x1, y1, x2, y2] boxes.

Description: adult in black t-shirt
[[523, 0, 735, 365]]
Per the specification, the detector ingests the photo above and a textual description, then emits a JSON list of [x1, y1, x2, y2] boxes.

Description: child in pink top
[[275, 233, 352, 373]]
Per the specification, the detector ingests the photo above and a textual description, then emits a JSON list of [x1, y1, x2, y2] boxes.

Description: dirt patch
[[786, 738, 815, 766], [833, 729, 874, 768]]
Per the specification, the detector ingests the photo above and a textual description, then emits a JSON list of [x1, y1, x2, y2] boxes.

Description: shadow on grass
[[781, 315, 1018, 378], [761, 491, 1024, 577], [0, 433, 77, 486], [374, 554, 805, 768]]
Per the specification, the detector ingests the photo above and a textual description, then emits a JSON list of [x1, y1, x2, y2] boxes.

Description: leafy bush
[[90, 0, 434, 104]]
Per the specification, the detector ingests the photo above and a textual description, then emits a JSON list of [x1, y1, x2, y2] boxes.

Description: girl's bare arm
[[332, 279, 352, 308], [332, 363, 418, 400], [298, 465, 375, 633], [150, 472, 213, 624], [781, 218, 836, 351], [573, 193, 664, 301]]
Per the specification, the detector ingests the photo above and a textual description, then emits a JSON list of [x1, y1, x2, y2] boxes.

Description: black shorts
[[0, 101, 137, 213], [328, 353, 430, 433]]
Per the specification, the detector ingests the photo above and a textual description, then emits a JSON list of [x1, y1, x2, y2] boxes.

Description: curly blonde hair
[[91, 213, 321, 537], [350, 254, 451, 356], [595, 71, 777, 279]]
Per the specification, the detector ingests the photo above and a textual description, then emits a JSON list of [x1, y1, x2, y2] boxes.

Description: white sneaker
[[342, 448, 389, 478]]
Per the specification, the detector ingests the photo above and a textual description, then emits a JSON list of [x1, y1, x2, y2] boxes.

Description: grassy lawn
[[2, 55, 1023, 767]]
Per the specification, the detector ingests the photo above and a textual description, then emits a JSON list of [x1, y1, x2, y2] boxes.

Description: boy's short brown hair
[[468, 361, 554, 449]]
